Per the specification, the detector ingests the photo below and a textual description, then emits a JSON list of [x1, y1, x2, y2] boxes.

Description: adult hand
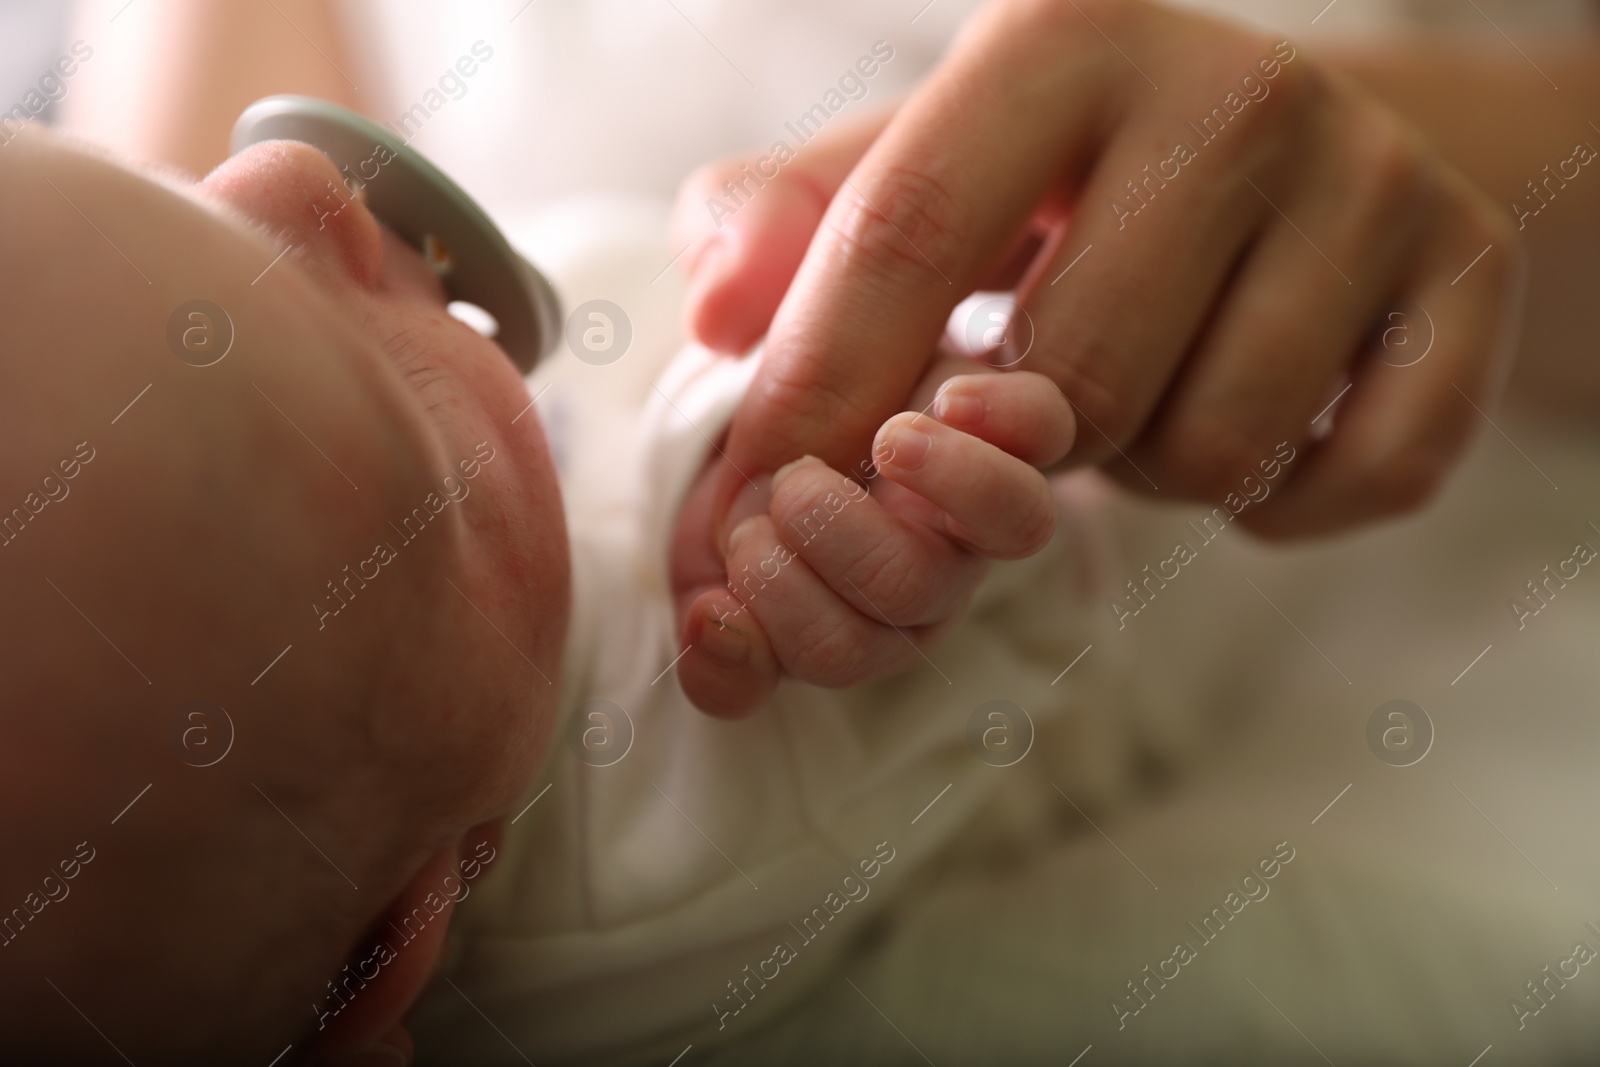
[[672, 0, 1525, 542]]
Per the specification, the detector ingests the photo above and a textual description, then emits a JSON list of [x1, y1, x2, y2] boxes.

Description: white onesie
[[406, 199, 1147, 1066]]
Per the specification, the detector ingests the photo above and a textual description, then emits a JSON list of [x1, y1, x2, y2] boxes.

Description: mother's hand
[[673, 0, 1524, 542]]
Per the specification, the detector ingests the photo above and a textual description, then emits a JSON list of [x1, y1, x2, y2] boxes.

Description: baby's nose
[[197, 139, 385, 289]]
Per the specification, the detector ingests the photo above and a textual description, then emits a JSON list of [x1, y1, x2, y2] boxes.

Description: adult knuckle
[[1429, 381, 1486, 461], [1463, 192, 1526, 283], [1486, 227, 1530, 306], [826, 162, 967, 288], [1361, 409, 1472, 517], [993, 0, 1148, 88], [1366, 452, 1446, 516], [1164, 417, 1260, 499], [1484, 206, 1523, 261], [748, 350, 879, 457], [1260, 47, 1319, 125], [1356, 122, 1431, 223], [1032, 0, 1127, 35], [998, 0, 1084, 40], [1203, 35, 1305, 146], [1234, 58, 1320, 177], [1047, 334, 1135, 447]]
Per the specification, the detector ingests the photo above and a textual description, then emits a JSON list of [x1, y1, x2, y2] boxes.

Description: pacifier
[[232, 95, 561, 374]]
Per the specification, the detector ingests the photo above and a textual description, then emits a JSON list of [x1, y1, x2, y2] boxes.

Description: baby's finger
[[873, 413, 1057, 560], [725, 513, 926, 688], [928, 371, 1076, 467], [769, 455, 986, 628], [677, 588, 779, 719]]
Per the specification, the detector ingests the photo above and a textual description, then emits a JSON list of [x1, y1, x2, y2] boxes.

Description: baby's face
[[0, 128, 572, 1054], [0, 129, 571, 1057], [186, 137, 572, 821]]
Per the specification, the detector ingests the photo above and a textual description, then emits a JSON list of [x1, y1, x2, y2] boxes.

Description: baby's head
[[0, 128, 569, 1062]]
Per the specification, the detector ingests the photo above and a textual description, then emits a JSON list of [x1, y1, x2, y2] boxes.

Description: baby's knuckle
[[851, 543, 932, 623], [792, 621, 873, 687], [1008, 495, 1058, 558], [770, 475, 832, 534]]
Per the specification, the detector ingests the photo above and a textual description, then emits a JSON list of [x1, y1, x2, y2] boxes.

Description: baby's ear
[[309, 842, 465, 1065]]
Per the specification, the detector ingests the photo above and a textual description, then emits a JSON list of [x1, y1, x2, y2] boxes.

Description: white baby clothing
[[407, 198, 1138, 1065]]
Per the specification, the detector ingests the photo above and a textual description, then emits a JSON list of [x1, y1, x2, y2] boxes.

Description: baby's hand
[[670, 368, 1074, 716]]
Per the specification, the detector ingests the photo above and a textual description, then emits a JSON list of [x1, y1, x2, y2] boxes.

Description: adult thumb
[[669, 106, 896, 354]]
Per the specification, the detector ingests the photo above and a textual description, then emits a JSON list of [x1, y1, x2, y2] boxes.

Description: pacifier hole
[[448, 300, 499, 339], [423, 233, 454, 275]]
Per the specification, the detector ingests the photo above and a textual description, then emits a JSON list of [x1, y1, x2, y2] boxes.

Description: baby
[[0, 125, 1100, 1065]]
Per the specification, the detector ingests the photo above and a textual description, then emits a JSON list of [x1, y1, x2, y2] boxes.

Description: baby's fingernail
[[771, 455, 815, 492], [878, 420, 931, 471], [699, 608, 750, 668], [727, 516, 762, 557], [718, 475, 772, 559], [934, 385, 984, 427]]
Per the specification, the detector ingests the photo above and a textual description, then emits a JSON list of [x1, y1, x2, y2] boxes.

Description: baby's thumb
[[669, 106, 895, 354]]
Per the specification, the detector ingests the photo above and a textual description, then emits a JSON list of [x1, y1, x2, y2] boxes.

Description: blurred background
[[0, 0, 70, 115]]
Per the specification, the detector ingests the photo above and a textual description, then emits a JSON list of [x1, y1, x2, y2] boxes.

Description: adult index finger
[[718, 0, 1135, 493]]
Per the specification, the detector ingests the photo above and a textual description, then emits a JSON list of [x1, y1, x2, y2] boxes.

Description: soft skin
[[674, 0, 1540, 542], [0, 129, 569, 1064], [0, 128, 1072, 1061]]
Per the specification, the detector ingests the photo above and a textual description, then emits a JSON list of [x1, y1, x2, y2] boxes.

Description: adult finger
[[1119, 104, 1426, 501], [671, 108, 893, 354], [1241, 178, 1524, 538], [1013, 22, 1309, 471], [721, 0, 1141, 484]]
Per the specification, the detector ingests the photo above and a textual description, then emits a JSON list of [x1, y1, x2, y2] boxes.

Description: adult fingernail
[[718, 475, 771, 559], [934, 385, 984, 428], [878, 421, 932, 471], [699, 607, 750, 668], [684, 234, 729, 282]]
